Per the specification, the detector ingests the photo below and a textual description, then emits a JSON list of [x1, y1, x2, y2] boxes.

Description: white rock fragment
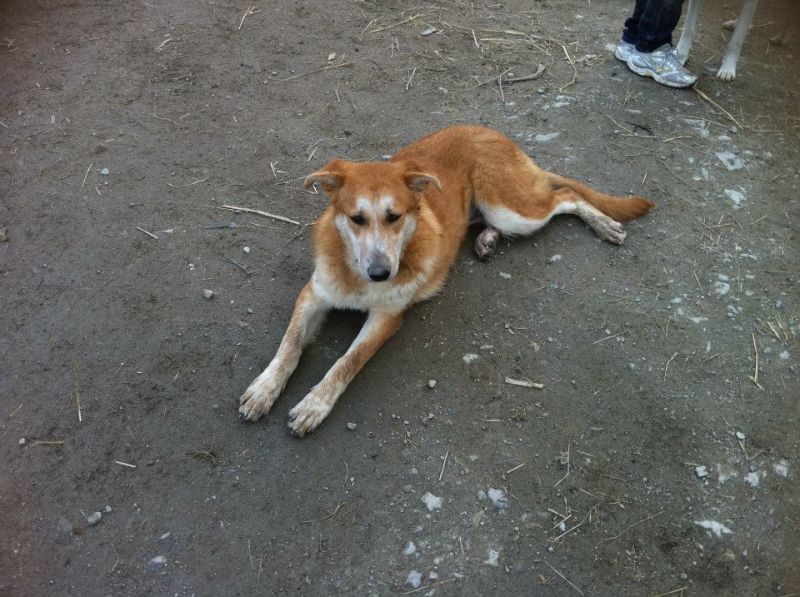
[[484, 548, 501, 567], [534, 132, 560, 143], [547, 254, 562, 264], [695, 465, 709, 478], [429, 571, 439, 581], [427, 379, 437, 389], [735, 431, 746, 440], [462, 353, 479, 365], [86, 512, 102, 526], [714, 281, 730, 296], [724, 188, 746, 208], [203, 289, 214, 300], [100, 167, 110, 176], [715, 151, 744, 171], [243, 246, 251, 254], [779, 351, 790, 361], [421, 492, 442, 511], [773, 460, 789, 478], [696, 520, 734, 538], [403, 541, 416, 556], [499, 271, 511, 279], [487, 488, 510, 510], [406, 570, 422, 588], [346, 422, 357, 431], [18, 438, 25, 446], [149, 555, 167, 565], [745, 471, 761, 487]]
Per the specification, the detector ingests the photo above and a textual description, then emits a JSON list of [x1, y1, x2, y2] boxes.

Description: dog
[[675, 0, 759, 81], [238, 126, 654, 436]]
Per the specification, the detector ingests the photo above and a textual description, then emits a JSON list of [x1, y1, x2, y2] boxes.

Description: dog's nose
[[367, 263, 391, 282]]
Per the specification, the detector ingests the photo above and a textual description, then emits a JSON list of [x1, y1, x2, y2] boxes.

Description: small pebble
[[203, 289, 214, 300], [406, 570, 422, 589], [429, 571, 439, 581], [695, 465, 709, 478], [548, 254, 562, 263], [499, 271, 512, 279], [243, 246, 251, 254], [104, 505, 112, 513], [100, 167, 110, 176], [487, 488, 510, 510], [403, 541, 416, 556], [735, 431, 746, 440], [247, 308, 254, 314], [462, 353, 479, 365], [18, 437, 25, 446], [86, 512, 102, 526], [427, 379, 437, 389], [421, 492, 442, 511], [484, 548, 500, 567], [346, 422, 357, 431]]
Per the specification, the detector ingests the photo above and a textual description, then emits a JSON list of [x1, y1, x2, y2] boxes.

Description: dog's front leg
[[288, 309, 403, 436], [239, 281, 329, 421]]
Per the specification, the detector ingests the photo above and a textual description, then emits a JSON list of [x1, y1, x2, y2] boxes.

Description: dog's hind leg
[[478, 189, 629, 246]]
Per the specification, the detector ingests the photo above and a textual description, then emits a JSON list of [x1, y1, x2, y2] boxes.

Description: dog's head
[[305, 159, 441, 283]]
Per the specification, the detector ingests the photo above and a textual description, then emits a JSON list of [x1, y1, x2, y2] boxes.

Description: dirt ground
[[1, 0, 798, 595]]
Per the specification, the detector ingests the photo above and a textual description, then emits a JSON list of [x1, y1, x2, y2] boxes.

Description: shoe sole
[[626, 59, 696, 89], [614, 47, 631, 62]]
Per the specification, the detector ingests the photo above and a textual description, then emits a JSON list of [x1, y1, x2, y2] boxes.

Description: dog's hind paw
[[288, 391, 333, 437], [595, 218, 626, 245], [474, 226, 500, 260]]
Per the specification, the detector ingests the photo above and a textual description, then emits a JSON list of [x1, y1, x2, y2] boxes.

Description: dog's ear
[[304, 159, 348, 194], [403, 169, 442, 193]]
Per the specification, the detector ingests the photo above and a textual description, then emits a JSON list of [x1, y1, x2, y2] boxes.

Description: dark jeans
[[622, 0, 685, 52]]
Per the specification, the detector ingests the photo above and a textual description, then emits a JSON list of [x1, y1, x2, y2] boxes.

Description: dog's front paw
[[239, 373, 283, 421], [288, 389, 334, 437]]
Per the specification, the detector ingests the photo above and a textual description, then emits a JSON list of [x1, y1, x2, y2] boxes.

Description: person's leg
[[622, 0, 651, 45], [617, 0, 650, 61], [624, 0, 697, 87], [636, 0, 685, 52]]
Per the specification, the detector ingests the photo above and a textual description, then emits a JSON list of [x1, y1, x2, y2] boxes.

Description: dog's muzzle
[[367, 259, 391, 282]]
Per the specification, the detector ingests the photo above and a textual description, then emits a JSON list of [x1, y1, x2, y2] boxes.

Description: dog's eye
[[350, 214, 366, 226], [386, 212, 401, 224]]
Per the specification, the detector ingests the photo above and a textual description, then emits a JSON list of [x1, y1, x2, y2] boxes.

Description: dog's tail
[[548, 174, 654, 222]]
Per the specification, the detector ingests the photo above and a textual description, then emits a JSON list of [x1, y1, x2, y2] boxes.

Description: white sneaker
[[626, 44, 698, 88], [615, 41, 636, 62]]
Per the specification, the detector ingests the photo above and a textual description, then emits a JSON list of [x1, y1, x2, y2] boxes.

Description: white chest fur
[[312, 258, 434, 312]]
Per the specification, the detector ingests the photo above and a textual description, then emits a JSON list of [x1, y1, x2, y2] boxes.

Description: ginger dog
[[239, 126, 653, 436]]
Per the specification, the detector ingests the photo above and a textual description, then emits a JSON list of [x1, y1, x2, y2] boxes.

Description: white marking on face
[[337, 194, 418, 282]]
